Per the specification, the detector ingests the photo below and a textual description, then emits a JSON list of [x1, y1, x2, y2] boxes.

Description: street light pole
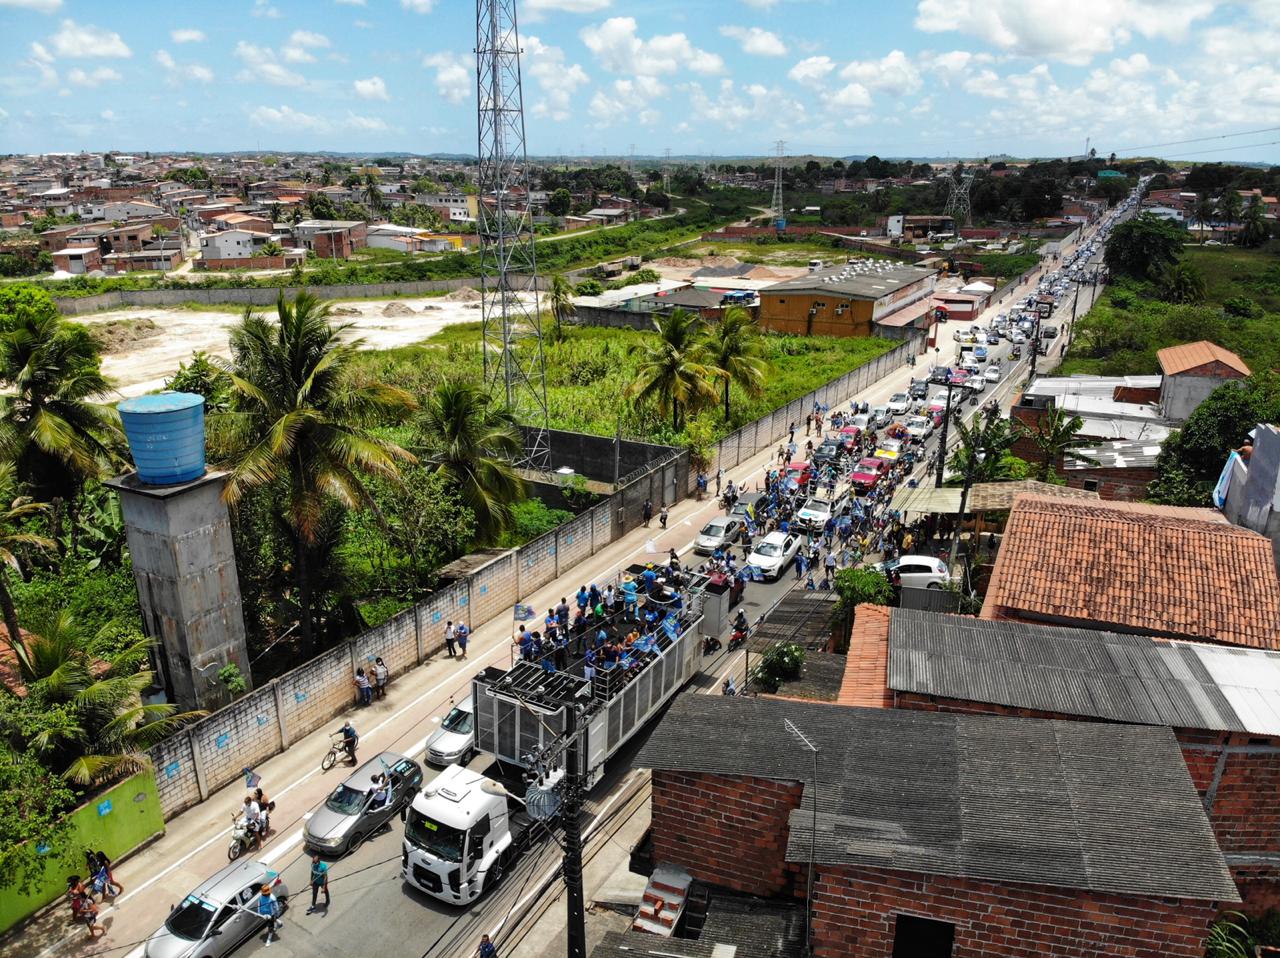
[[783, 719, 819, 958], [562, 703, 587, 958]]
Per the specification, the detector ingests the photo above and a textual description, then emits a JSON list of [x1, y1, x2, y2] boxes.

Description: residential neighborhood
[[1, 4, 1279, 958]]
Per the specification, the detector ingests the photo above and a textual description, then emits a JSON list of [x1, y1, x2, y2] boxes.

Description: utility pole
[[772, 139, 786, 232], [476, 0, 550, 472], [931, 374, 962, 488], [562, 704, 587, 958]]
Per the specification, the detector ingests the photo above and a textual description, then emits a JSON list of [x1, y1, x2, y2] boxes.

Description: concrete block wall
[[352, 607, 417, 680], [150, 728, 201, 814], [557, 512, 594, 573], [189, 684, 283, 799], [417, 579, 469, 658], [277, 645, 353, 753], [518, 531, 559, 597], [468, 551, 518, 627], [811, 864, 1216, 958], [591, 501, 614, 552]]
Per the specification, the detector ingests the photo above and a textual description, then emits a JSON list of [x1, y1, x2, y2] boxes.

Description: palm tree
[[1161, 262, 1207, 304], [0, 462, 54, 646], [946, 413, 1019, 484], [1217, 189, 1243, 230], [625, 309, 718, 432], [548, 273, 576, 343], [1024, 407, 1099, 482], [363, 173, 383, 216], [219, 291, 416, 647], [1239, 196, 1269, 248], [9, 611, 204, 785], [704, 306, 769, 421], [1193, 193, 1216, 240], [416, 381, 527, 544], [0, 309, 120, 521]]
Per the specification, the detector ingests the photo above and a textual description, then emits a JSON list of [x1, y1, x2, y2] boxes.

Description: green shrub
[[749, 642, 806, 693]]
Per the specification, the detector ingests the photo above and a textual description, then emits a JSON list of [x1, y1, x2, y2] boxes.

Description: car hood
[[426, 728, 470, 757], [748, 550, 783, 567], [305, 805, 356, 842], [850, 470, 878, 483], [145, 929, 199, 958]]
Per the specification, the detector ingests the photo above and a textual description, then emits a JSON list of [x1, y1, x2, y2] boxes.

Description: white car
[[847, 413, 871, 432], [965, 376, 986, 393], [747, 531, 801, 581], [875, 438, 905, 460], [883, 555, 952, 589], [1010, 330, 1026, 344], [905, 416, 933, 441], [984, 365, 1001, 383], [887, 393, 911, 416], [795, 493, 849, 531]]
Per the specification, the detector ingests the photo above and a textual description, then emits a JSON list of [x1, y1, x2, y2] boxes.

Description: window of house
[[892, 914, 955, 958], [1081, 479, 1100, 492]]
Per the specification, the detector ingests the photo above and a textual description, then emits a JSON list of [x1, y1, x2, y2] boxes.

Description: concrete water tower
[[106, 392, 251, 712]]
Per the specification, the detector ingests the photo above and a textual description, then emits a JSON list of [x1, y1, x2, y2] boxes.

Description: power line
[[1113, 125, 1280, 154], [1160, 138, 1280, 160]]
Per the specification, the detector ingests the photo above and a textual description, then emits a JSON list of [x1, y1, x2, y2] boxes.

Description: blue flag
[[513, 603, 536, 621], [243, 767, 261, 789]]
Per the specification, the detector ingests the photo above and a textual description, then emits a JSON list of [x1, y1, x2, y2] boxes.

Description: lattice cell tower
[[772, 139, 786, 230], [943, 168, 975, 228], [476, 0, 549, 472]]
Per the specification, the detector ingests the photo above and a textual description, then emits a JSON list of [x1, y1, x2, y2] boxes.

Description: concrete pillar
[[105, 470, 251, 713]]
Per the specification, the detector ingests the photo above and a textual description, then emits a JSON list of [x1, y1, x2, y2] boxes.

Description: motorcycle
[[728, 626, 748, 651], [227, 813, 258, 861]]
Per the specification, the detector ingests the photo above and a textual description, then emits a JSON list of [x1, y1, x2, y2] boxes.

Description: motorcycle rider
[[242, 795, 263, 850]]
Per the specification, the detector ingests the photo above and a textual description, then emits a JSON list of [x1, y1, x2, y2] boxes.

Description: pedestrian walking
[[256, 884, 281, 946], [307, 853, 330, 913], [789, 421, 796, 444], [444, 620, 457, 658], [659, 504, 668, 530], [642, 498, 653, 527], [354, 668, 372, 706], [477, 934, 498, 958], [456, 623, 469, 659], [374, 657, 389, 699], [715, 468, 723, 496]]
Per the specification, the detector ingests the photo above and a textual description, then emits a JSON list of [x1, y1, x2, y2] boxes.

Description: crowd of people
[[65, 850, 122, 938]]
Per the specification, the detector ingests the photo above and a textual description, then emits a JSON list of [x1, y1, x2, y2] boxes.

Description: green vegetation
[[350, 319, 893, 446], [830, 566, 894, 650], [1061, 242, 1280, 377], [748, 641, 805, 693], [968, 250, 1040, 283]]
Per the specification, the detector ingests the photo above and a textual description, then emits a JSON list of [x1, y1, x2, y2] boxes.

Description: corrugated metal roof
[[635, 694, 1239, 902], [888, 608, 1280, 735]]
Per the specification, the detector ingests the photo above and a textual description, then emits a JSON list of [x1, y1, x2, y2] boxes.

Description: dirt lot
[[81, 290, 518, 399]]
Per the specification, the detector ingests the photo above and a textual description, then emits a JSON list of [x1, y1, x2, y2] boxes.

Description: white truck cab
[[401, 765, 546, 905]]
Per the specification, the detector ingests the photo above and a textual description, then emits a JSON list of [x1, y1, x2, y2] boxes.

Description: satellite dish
[[525, 785, 562, 822]]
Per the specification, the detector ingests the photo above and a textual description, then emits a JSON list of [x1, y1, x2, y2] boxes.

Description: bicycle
[[321, 733, 356, 771]]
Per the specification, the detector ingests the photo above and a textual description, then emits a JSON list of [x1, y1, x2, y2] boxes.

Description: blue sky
[[2, 0, 1280, 162]]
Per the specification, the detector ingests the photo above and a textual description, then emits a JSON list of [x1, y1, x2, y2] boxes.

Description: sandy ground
[[82, 290, 527, 399]]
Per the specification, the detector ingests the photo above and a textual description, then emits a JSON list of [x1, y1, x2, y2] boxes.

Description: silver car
[[693, 516, 742, 555], [425, 697, 476, 766], [304, 752, 423, 856], [144, 859, 289, 958]]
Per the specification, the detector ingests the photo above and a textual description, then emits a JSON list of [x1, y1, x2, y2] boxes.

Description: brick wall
[[1063, 464, 1157, 501], [812, 864, 1217, 958], [650, 769, 803, 897]]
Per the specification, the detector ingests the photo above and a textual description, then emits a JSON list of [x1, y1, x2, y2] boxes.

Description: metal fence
[[143, 333, 916, 819]]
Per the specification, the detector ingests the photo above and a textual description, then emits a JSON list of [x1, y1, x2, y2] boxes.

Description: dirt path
[[83, 291, 522, 399]]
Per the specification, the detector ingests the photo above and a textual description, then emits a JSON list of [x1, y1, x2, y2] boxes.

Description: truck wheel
[[488, 858, 505, 891]]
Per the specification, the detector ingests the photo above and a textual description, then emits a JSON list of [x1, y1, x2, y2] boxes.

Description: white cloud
[[170, 28, 205, 43], [401, 0, 434, 11], [719, 26, 787, 57], [26, 41, 57, 84], [915, 0, 1215, 65], [0, 0, 62, 10], [840, 50, 922, 95], [30, 40, 53, 63], [49, 19, 131, 58], [788, 55, 834, 87], [156, 48, 213, 84], [252, 0, 282, 18], [354, 75, 390, 100], [739, 0, 779, 7], [580, 16, 724, 76], [67, 66, 121, 86], [527, 0, 610, 9], [1109, 52, 1151, 76], [190, 64, 214, 82], [335, 0, 366, 4], [250, 104, 329, 131], [524, 35, 589, 121], [684, 78, 806, 131], [588, 75, 665, 126], [282, 29, 329, 63], [234, 42, 306, 87], [827, 82, 872, 109], [354, 19, 372, 28], [155, 49, 176, 70], [422, 52, 470, 104], [100, 108, 115, 121], [346, 112, 387, 131]]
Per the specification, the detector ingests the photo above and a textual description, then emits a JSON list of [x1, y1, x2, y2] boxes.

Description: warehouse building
[[757, 260, 936, 338], [636, 694, 1238, 958]]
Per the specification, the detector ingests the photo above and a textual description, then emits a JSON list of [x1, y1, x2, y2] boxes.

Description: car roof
[[344, 751, 411, 790], [761, 530, 791, 544], [704, 515, 730, 527], [191, 858, 273, 904]]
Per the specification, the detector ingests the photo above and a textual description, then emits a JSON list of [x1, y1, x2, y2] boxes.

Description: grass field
[[1059, 242, 1280, 377], [351, 322, 896, 444]]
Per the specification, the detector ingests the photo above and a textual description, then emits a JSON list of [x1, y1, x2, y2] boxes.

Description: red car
[[785, 460, 812, 487], [837, 426, 861, 452], [849, 457, 889, 494]]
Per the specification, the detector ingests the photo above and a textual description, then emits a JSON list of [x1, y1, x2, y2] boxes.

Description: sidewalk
[[10, 233, 1088, 958]]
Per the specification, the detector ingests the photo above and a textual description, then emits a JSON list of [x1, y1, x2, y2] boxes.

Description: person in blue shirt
[[622, 578, 638, 618], [518, 632, 533, 661], [642, 565, 657, 594], [576, 586, 589, 612], [584, 648, 597, 682], [255, 885, 280, 945], [595, 627, 608, 649]]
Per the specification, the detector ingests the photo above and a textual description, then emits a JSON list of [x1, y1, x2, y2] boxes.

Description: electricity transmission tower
[[476, 0, 549, 472], [772, 139, 786, 229], [943, 167, 974, 228], [663, 147, 672, 193]]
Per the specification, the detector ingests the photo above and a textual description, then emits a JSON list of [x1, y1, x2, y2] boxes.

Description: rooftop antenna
[[476, 0, 549, 472], [772, 139, 786, 232]]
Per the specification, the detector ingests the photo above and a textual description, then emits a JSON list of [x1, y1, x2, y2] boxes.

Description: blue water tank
[[118, 392, 207, 485]]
